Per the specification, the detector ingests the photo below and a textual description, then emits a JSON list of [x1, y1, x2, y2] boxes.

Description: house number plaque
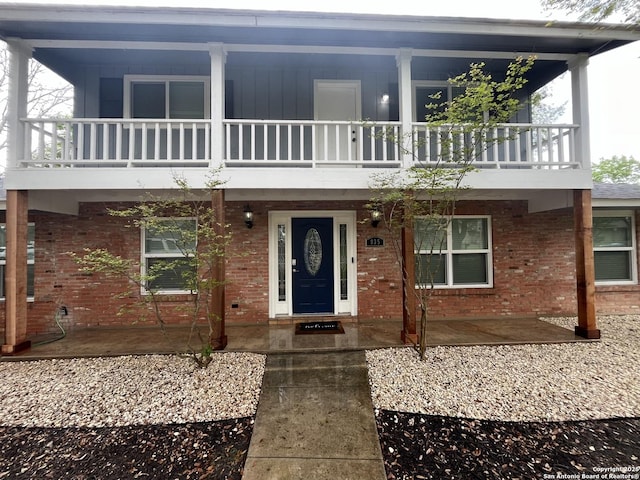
[[366, 237, 384, 247]]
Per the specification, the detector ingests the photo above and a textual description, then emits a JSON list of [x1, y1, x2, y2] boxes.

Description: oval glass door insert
[[304, 228, 322, 276]]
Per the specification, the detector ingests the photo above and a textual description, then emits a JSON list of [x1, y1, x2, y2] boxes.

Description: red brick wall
[[423, 201, 578, 319], [2, 199, 638, 336]]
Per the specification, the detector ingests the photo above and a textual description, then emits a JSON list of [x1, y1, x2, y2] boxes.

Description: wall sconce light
[[243, 205, 254, 229], [380, 93, 390, 104], [370, 206, 382, 228]]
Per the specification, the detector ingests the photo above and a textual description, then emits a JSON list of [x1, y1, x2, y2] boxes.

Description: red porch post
[[210, 189, 228, 350], [574, 189, 600, 339], [401, 219, 418, 345], [2, 190, 31, 354]]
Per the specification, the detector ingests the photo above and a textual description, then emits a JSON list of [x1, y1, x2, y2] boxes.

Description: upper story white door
[[314, 80, 362, 161]]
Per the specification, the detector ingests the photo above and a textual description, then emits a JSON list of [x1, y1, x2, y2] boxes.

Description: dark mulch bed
[[0, 417, 253, 480], [3, 413, 639, 479], [377, 410, 640, 480]]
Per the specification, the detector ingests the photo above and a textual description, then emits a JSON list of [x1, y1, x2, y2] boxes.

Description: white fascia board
[[3, 5, 639, 41], [254, 14, 640, 41], [0, 6, 259, 28], [593, 199, 640, 208], [225, 189, 372, 202], [25, 39, 574, 62], [5, 168, 220, 191], [6, 167, 391, 191], [223, 168, 382, 190], [462, 168, 593, 190], [7, 166, 593, 193]]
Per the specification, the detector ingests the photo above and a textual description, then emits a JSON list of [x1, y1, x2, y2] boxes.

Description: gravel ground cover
[[0, 353, 265, 479], [1, 316, 639, 479], [367, 315, 640, 479], [0, 353, 265, 427]]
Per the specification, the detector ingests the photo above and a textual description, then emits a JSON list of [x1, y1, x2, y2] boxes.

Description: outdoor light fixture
[[243, 205, 254, 229], [370, 206, 382, 227]]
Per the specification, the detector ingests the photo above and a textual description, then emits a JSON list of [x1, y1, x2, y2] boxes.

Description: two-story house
[[1, 4, 639, 353]]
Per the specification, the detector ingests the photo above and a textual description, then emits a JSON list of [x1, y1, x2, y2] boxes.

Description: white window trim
[[140, 217, 197, 295], [123, 75, 211, 119], [593, 210, 637, 285], [0, 222, 35, 302], [412, 80, 454, 122], [415, 215, 493, 289]]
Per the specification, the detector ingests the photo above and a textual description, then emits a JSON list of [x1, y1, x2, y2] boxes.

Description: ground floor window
[[142, 218, 197, 293], [0, 223, 35, 299], [414, 216, 492, 288], [593, 212, 637, 284]]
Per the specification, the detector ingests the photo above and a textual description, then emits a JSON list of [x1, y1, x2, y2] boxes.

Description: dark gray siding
[[78, 52, 532, 123]]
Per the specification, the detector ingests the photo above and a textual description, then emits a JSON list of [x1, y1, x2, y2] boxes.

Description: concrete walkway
[[242, 351, 386, 480]]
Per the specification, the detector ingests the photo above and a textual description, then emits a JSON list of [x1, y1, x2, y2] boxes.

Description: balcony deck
[[21, 118, 580, 171]]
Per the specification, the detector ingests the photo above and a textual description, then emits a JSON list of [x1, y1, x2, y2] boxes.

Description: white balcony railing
[[223, 120, 401, 166], [19, 118, 580, 170], [411, 123, 579, 169], [22, 118, 212, 167]]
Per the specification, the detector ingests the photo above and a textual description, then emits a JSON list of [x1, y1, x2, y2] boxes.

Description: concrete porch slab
[[1, 318, 595, 361]]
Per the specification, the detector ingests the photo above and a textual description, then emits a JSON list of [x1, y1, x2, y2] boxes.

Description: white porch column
[[397, 48, 413, 168], [5, 39, 32, 169], [209, 43, 227, 168], [568, 53, 591, 170]]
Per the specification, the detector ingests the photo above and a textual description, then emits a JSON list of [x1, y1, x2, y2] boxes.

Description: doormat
[[295, 320, 345, 335]]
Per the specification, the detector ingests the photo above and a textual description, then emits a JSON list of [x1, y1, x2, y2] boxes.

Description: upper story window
[[142, 218, 197, 294], [414, 216, 492, 288], [413, 81, 466, 122], [0, 224, 35, 299], [593, 212, 637, 284], [124, 75, 210, 119]]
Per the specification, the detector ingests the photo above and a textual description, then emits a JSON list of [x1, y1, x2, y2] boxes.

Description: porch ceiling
[[1, 5, 638, 89]]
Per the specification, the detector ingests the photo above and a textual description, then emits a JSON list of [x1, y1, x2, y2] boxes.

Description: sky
[[3, 0, 639, 162]]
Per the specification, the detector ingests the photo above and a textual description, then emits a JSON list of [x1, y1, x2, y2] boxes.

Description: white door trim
[[313, 80, 362, 161], [268, 210, 358, 318]]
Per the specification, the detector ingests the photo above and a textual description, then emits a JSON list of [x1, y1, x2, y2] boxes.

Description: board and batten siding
[[78, 52, 531, 123]]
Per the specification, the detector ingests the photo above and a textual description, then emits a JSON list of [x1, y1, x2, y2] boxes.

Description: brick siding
[[0, 199, 637, 336]]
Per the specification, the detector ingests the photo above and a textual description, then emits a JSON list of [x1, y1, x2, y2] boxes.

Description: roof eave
[[1, 3, 640, 42]]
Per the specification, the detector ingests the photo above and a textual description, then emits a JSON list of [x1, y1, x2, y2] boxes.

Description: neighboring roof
[[0, 4, 639, 90], [593, 183, 640, 208], [593, 183, 640, 199]]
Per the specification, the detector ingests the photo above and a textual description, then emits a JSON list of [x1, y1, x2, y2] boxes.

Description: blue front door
[[292, 217, 334, 314]]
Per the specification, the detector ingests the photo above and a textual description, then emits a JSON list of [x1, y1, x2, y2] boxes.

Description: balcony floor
[[3, 317, 594, 360]]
